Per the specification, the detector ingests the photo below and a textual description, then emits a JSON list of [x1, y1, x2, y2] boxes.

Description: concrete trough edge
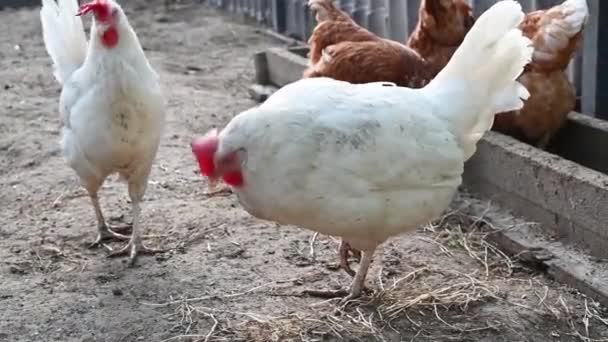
[[464, 132, 608, 259], [250, 46, 608, 306], [485, 222, 608, 308]]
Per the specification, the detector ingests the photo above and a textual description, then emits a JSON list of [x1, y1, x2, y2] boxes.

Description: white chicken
[[192, 0, 533, 301], [40, 0, 165, 265]]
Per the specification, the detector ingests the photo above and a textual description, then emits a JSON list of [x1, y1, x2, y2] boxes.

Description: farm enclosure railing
[[208, 0, 605, 119]]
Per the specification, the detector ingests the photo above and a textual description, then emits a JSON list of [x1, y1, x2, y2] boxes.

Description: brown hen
[[492, 0, 589, 148], [305, 40, 433, 88], [407, 0, 475, 76], [306, 0, 377, 66], [303, 0, 432, 88]]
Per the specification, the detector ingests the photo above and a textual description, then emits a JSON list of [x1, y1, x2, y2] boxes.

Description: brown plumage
[[306, 0, 378, 66], [492, 0, 588, 148], [303, 0, 432, 88], [305, 40, 433, 88], [407, 0, 475, 76]]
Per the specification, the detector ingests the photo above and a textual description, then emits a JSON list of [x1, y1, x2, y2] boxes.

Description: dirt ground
[[1, 1, 608, 341]]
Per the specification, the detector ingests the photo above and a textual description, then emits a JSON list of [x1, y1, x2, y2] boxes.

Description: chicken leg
[[341, 248, 374, 303], [88, 191, 131, 248], [339, 239, 361, 277], [303, 245, 376, 303], [107, 177, 163, 266]]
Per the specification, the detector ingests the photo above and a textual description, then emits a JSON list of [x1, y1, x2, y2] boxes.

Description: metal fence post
[[368, 0, 388, 37], [406, 0, 420, 36], [338, 0, 354, 15], [286, 0, 300, 38], [353, 0, 369, 28], [271, 0, 286, 32], [388, 0, 407, 42]]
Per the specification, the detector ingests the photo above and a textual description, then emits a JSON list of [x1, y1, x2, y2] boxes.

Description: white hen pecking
[[192, 0, 533, 301]]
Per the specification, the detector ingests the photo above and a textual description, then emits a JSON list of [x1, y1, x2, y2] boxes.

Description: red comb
[[76, 0, 110, 21], [191, 129, 220, 177]]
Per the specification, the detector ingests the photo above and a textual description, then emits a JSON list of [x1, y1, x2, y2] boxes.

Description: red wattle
[[102, 27, 119, 47], [222, 171, 244, 187]]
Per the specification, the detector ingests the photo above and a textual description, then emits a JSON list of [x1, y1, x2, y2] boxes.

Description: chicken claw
[[89, 224, 131, 249], [304, 248, 375, 304], [106, 238, 163, 267], [88, 193, 132, 248], [339, 240, 362, 277]]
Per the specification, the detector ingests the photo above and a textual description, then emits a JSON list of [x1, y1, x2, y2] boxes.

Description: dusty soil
[[1, 1, 608, 341]]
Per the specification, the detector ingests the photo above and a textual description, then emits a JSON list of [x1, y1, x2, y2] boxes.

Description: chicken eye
[[112, 8, 118, 17]]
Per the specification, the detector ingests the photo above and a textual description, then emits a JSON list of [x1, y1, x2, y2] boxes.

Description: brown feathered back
[[304, 40, 433, 88], [306, 0, 378, 65]]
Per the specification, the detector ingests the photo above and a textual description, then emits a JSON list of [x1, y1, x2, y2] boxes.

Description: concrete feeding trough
[[249, 45, 608, 306]]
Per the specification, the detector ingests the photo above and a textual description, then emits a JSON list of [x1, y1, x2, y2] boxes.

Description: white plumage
[[40, 0, 87, 84], [194, 0, 533, 299], [41, 0, 165, 265]]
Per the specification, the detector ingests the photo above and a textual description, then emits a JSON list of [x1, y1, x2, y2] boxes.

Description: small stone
[[9, 265, 26, 275]]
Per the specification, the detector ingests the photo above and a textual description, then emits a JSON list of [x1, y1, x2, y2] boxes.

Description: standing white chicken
[[40, 0, 165, 265], [192, 0, 533, 300]]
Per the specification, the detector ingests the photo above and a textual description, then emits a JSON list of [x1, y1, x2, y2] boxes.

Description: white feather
[[41, 0, 165, 203], [40, 0, 88, 85], [425, 0, 533, 160], [211, 1, 534, 247]]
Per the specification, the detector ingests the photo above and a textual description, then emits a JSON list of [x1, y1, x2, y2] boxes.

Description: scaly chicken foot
[[106, 238, 163, 266], [106, 199, 163, 266], [89, 224, 131, 249], [339, 249, 374, 304], [339, 240, 362, 277], [88, 192, 131, 249], [303, 248, 375, 304]]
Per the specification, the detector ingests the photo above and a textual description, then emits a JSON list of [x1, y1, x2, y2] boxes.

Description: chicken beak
[[207, 176, 222, 193], [76, 3, 100, 16]]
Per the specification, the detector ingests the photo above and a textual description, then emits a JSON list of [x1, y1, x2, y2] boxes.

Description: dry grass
[[150, 198, 608, 342]]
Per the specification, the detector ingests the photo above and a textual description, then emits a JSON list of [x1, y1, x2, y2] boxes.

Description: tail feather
[[426, 0, 533, 160], [40, 0, 88, 85]]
